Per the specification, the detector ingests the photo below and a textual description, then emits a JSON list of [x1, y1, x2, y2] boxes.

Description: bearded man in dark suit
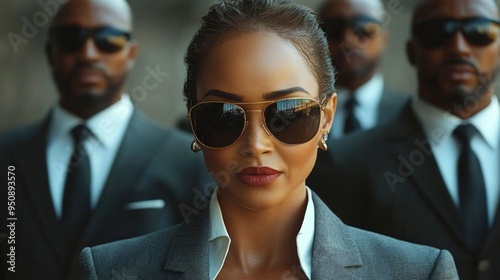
[[318, 0, 409, 138], [0, 0, 212, 279], [309, 0, 500, 278]]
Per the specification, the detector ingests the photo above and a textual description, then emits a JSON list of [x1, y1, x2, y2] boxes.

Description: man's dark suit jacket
[[374, 87, 409, 125], [70, 192, 458, 279], [308, 103, 500, 280], [0, 109, 214, 280]]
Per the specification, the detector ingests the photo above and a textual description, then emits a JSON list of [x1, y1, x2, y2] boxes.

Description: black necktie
[[62, 124, 92, 243], [453, 124, 488, 252], [344, 96, 361, 134]]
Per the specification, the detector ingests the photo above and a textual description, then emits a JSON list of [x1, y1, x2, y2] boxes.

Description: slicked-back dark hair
[[183, 0, 335, 105]]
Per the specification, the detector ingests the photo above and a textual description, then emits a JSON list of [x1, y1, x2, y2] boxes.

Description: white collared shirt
[[46, 94, 134, 218], [331, 74, 384, 138], [208, 186, 315, 280], [411, 95, 500, 225]]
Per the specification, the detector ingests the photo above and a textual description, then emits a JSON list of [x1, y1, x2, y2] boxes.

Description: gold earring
[[319, 132, 328, 151], [191, 140, 202, 153]]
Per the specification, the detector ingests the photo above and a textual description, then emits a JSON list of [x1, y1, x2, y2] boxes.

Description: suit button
[[478, 260, 490, 272]]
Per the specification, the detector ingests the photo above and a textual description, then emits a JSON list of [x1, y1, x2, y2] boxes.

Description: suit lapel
[[18, 115, 69, 260], [483, 149, 500, 253], [79, 110, 165, 244], [162, 204, 210, 279], [311, 193, 364, 279], [386, 105, 468, 247], [376, 87, 408, 124]]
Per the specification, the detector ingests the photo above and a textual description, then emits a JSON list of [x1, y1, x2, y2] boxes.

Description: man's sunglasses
[[413, 17, 500, 48], [188, 97, 326, 149], [321, 16, 382, 41], [49, 25, 132, 53]]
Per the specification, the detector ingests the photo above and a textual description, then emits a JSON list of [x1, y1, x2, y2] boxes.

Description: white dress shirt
[[331, 74, 384, 138], [208, 186, 315, 280], [412, 95, 500, 225], [46, 94, 134, 218]]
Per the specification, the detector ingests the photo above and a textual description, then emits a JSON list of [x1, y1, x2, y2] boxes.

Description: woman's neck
[[217, 186, 308, 270]]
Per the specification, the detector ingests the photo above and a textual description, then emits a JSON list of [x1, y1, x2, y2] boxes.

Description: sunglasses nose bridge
[[241, 109, 273, 142], [449, 27, 473, 53], [78, 36, 101, 59]]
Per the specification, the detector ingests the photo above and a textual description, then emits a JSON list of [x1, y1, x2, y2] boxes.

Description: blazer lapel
[[79, 110, 165, 244], [162, 206, 210, 279], [17, 115, 69, 260], [311, 193, 363, 279], [376, 87, 409, 124], [386, 105, 467, 248]]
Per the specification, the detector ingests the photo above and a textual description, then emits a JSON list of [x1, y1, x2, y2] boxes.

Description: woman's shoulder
[[346, 226, 458, 278], [312, 193, 458, 278], [69, 223, 194, 279]]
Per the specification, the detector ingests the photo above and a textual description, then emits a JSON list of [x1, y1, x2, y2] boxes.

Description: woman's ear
[[321, 92, 337, 134]]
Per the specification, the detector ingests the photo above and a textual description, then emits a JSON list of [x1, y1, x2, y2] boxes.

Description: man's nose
[[78, 37, 100, 60], [447, 30, 472, 57]]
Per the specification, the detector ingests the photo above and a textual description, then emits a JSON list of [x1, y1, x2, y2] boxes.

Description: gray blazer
[[71, 192, 459, 279]]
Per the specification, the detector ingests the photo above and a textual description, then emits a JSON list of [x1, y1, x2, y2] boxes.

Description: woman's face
[[196, 31, 335, 210]]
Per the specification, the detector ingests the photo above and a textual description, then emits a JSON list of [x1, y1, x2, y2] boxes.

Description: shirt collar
[[337, 74, 384, 109], [48, 94, 134, 147], [296, 186, 315, 279], [208, 187, 315, 280], [208, 187, 231, 280], [411, 95, 500, 148]]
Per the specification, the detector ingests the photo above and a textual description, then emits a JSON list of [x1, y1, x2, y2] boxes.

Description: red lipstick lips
[[237, 167, 281, 186]]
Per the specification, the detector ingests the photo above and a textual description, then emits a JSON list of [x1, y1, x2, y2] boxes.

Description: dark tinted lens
[[51, 26, 85, 53], [190, 103, 245, 148], [463, 19, 500, 46], [264, 99, 321, 144], [94, 28, 130, 53], [353, 18, 381, 38], [414, 18, 500, 48], [321, 19, 345, 41], [414, 20, 456, 48]]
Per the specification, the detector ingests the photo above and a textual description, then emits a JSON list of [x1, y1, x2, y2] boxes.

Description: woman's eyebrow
[[203, 87, 310, 101], [263, 87, 310, 100], [203, 89, 243, 101]]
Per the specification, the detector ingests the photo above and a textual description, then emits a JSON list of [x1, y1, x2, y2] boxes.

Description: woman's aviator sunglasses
[[321, 15, 382, 41], [49, 25, 132, 53], [188, 97, 327, 149], [413, 17, 500, 48]]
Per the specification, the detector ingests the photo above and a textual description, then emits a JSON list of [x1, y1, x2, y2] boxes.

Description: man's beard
[[426, 60, 493, 110], [334, 50, 379, 86], [346, 58, 378, 82], [56, 64, 127, 112]]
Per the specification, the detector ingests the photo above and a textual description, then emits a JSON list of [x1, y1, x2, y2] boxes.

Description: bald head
[[319, 0, 386, 22], [52, 0, 133, 31]]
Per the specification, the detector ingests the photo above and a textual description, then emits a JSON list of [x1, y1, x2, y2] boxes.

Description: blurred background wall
[[1, 0, 498, 131]]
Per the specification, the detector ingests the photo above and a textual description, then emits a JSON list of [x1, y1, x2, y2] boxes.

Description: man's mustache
[[439, 59, 479, 76], [68, 62, 107, 78]]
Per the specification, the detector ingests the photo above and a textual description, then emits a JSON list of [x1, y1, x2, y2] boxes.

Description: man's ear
[[406, 40, 416, 66], [380, 30, 390, 51], [126, 41, 139, 70]]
